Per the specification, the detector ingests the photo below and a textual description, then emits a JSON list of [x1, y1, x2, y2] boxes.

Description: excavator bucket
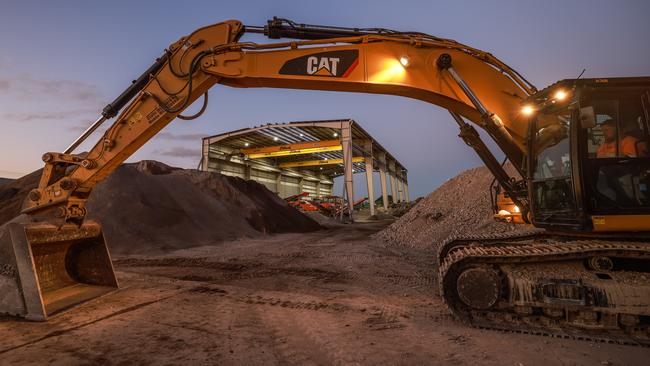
[[0, 217, 117, 321]]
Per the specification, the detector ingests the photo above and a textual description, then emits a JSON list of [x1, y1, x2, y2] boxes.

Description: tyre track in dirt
[[2, 221, 649, 365]]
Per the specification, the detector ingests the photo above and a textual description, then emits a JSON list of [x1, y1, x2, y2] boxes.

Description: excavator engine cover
[[0, 217, 117, 320]]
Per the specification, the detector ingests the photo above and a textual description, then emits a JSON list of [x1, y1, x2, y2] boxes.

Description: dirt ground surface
[[1, 222, 648, 366]]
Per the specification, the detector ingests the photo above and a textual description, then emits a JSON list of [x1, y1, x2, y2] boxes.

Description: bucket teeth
[[0, 217, 118, 320]]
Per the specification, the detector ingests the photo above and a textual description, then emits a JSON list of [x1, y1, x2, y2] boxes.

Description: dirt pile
[[0, 170, 41, 225], [376, 165, 532, 250], [0, 161, 320, 254]]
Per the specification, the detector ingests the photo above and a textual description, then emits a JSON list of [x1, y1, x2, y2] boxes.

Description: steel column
[[244, 165, 252, 180], [404, 180, 411, 202], [341, 123, 354, 220], [378, 152, 389, 209], [396, 178, 402, 203], [364, 141, 375, 217], [275, 173, 282, 195], [201, 139, 210, 171], [389, 160, 398, 204]]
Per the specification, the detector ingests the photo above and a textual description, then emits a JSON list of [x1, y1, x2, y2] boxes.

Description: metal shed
[[201, 119, 408, 218]]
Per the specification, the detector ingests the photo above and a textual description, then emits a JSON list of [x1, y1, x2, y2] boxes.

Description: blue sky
[[1, 0, 649, 198]]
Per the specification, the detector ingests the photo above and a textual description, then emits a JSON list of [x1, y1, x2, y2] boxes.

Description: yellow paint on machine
[[591, 215, 650, 232]]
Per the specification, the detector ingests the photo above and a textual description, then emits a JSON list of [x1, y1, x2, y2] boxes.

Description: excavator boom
[[22, 19, 535, 220]]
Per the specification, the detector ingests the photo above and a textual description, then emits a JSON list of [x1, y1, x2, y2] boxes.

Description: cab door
[[578, 89, 650, 230], [529, 104, 584, 230]]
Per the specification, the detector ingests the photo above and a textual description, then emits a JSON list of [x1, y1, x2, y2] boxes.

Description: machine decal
[[279, 50, 359, 77]]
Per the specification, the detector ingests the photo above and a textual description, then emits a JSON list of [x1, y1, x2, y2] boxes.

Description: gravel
[[0, 160, 321, 254], [376, 165, 532, 251]]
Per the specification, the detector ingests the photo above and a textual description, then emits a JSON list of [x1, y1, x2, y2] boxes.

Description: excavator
[[1, 17, 649, 344]]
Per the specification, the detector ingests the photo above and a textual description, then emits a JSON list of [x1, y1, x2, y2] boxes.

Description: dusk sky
[[1, 0, 649, 198]]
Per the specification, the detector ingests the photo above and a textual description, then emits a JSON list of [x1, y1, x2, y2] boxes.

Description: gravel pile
[[0, 160, 320, 254], [388, 199, 421, 217], [0, 170, 41, 225], [376, 165, 532, 251]]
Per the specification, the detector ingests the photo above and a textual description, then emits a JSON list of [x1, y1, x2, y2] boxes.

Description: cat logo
[[307, 56, 340, 76], [279, 50, 359, 78]]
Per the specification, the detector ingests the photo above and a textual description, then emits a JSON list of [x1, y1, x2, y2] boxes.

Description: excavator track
[[439, 232, 650, 346]]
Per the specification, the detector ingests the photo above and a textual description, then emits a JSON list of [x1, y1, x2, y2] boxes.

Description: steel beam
[[243, 140, 342, 159], [242, 139, 340, 154], [278, 156, 363, 168]]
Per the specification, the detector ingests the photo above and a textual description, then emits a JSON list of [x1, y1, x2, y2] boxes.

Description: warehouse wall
[[205, 153, 333, 199]]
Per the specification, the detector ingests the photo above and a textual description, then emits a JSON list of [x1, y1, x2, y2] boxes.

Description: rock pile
[[376, 165, 532, 251]]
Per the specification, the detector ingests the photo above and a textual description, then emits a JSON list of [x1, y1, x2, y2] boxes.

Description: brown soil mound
[[0, 161, 320, 254], [0, 170, 41, 226], [376, 165, 532, 251]]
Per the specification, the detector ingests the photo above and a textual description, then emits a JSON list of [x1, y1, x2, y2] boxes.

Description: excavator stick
[[0, 217, 117, 320]]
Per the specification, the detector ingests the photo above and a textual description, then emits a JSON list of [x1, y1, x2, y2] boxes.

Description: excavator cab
[[528, 77, 650, 232], [0, 218, 117, 320]]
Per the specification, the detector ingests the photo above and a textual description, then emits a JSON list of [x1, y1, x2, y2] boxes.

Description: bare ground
[[1, 222, 648, 366]]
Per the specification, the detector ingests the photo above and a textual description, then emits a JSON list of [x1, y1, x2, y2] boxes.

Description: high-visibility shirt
[[596, 136, 646, 158]]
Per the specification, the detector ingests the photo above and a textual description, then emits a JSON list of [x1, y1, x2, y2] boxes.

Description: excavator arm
[[3, 18, 538, 320], [23, 18, 535, 221]]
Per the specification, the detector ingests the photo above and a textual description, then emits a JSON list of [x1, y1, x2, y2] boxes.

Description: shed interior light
[[399, 56, 410, 67]]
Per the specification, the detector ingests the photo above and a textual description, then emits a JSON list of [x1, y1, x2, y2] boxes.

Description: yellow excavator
[[1, 17, 649, 344]]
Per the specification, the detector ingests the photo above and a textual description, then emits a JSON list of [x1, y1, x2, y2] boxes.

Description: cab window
[[580, 91, 650, 212], [533, 108, 571, 179], [585, 96, 649, 159], [531, 106, 576, 214]]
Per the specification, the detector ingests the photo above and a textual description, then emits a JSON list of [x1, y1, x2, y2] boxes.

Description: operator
[[596, 119, 643, 158]]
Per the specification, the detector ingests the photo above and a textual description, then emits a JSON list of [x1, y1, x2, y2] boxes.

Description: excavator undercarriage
[[439, 231, 650, 345]]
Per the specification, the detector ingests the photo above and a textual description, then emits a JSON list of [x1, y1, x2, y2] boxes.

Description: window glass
[[533, 108, 571, 180], [583, 91, 650, 211], [586, 96, 649, 158], [592, 165, 649, 209], [531, 106, 576, 215]]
